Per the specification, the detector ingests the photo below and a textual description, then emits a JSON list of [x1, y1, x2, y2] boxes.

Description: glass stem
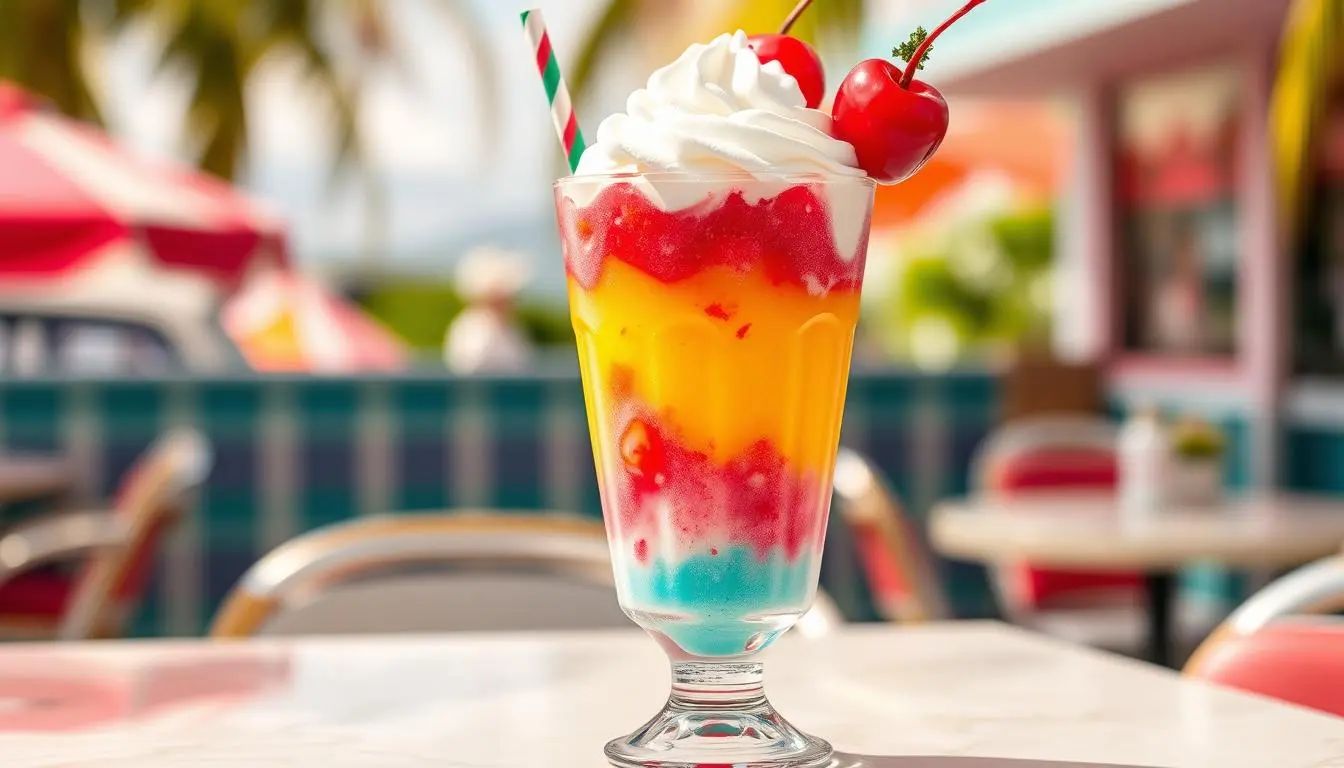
[[669, 662, 767, 711]]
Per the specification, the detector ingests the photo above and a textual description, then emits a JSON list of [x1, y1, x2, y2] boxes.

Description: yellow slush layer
[[570, 258, 858, 474]]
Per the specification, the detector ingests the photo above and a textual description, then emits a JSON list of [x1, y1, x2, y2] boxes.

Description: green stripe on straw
[[521, 8, 586, 173], [567, 137, 585, 172], [542, 58, 562, 103]]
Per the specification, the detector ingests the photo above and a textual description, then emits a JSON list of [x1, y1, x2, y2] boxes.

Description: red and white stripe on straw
[[521, 8, 586, 172]]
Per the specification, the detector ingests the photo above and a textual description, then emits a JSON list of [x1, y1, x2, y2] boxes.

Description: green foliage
[[355, 280, 573, 353], [515, 300, 576, 346], [356, 280, 465, 352], [989, 207, 1054, 272], [876, 206, 1055, 367]]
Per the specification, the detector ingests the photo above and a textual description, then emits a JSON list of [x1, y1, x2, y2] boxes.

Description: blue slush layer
[[621, 546, 815, 657]]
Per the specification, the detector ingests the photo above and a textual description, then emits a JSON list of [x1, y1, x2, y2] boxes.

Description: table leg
[[1144, 573, 1175, 668]]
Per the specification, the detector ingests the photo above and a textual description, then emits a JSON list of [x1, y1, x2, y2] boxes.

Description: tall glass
[[556, 171, 875, 767]]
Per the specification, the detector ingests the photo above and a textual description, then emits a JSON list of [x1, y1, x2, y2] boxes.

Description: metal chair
[[211, 512, 845, 638], [1185, 555, 1344, 717], [832, 448, 949, 622], [0, 428, 211, 640]]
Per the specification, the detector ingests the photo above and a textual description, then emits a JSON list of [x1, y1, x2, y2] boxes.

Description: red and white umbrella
[[0, 82, 285, 290]]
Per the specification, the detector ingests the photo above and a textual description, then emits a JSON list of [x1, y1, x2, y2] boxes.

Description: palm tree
[[569, 0, 865, 109], [1273, 0, 1344, 239], [0, 0, 495, 185]]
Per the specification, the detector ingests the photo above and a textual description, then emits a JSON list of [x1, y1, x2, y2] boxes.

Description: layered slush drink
[[557, 170, 872, 658], [556, 30, 874, 765]]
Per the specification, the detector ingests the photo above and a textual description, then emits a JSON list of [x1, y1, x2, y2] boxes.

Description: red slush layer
[[557, 181, 867, 290], [610, 406, 825, 562]]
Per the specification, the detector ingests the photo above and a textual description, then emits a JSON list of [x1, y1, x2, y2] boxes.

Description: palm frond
[[1272, 0, 1344, 240], [299, 42, 365, 192], [0, 0, 102, 122], [98, 0, 170, 29]]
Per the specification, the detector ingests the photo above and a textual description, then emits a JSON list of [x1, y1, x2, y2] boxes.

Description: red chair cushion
[[0, 572, 73, 617], [994, 449, 1119, 490], [1195, 623, 1344, 718], [991, 448, 1144, 609]]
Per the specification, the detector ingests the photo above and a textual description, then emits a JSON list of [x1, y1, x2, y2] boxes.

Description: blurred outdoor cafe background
[[0, 0, 1343, 708]]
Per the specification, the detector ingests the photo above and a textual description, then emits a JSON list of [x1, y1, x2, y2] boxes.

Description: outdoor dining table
[[0, 622, 1339, 767], [929, 492, 1344, 667]]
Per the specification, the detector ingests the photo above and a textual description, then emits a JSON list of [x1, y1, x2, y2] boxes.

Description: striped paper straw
[[521, 9, 586, 173]]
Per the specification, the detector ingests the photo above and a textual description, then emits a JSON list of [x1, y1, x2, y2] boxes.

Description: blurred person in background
[[444, 246, 535, 374]]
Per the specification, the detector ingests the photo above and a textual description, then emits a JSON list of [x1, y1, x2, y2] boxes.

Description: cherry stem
[[778, 0, 815, 35], [898, 0, 988, 89]]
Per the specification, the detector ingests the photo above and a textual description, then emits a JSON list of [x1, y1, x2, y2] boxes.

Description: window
[[1115, 64, 1242, 358]]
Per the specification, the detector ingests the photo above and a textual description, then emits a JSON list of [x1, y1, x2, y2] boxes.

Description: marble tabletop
[[930, 493, 1344, 570], [0, 623, 1341, 767]]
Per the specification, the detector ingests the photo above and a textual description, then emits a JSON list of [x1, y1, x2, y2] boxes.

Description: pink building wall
[[928, 0, 1289, 487]]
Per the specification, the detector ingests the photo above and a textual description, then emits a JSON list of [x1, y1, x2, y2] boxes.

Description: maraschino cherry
[[832, 0, 987, 184], [748, 0, 825, 109]]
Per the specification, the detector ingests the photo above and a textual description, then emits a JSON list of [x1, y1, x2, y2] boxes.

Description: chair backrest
[[971, 416, 1140, 613], [211, 513, 618, 637], [972, 416, 1119, 493], [58, 429, 212, 640], [1211, 555, 1344, 636], [1185, 556, 1344, 717], [831, 449, 949, 623], [212, 512, 845, 639]]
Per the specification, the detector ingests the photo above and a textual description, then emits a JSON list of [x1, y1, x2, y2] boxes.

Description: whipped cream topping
[[569, 32, 870, 269], [576, 31, 862, 180]]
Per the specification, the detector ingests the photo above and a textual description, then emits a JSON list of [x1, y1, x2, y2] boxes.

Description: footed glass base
[[605, 662, 833, 768]]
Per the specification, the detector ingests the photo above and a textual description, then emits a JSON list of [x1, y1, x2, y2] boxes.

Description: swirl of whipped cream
[[575, 30, 862, 179]]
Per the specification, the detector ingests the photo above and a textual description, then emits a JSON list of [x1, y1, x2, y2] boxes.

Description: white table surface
[[930, 493, 1344, 570], [0, 623, 1340, 767]]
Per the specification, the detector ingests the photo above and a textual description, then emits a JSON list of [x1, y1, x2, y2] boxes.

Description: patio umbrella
[[222, 269, 408, 373], [0, 82, 285, 289], [872, 102, 1067, 228]]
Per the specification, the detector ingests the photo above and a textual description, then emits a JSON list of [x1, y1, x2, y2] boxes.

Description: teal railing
[[0, 366, 1003, 636]]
